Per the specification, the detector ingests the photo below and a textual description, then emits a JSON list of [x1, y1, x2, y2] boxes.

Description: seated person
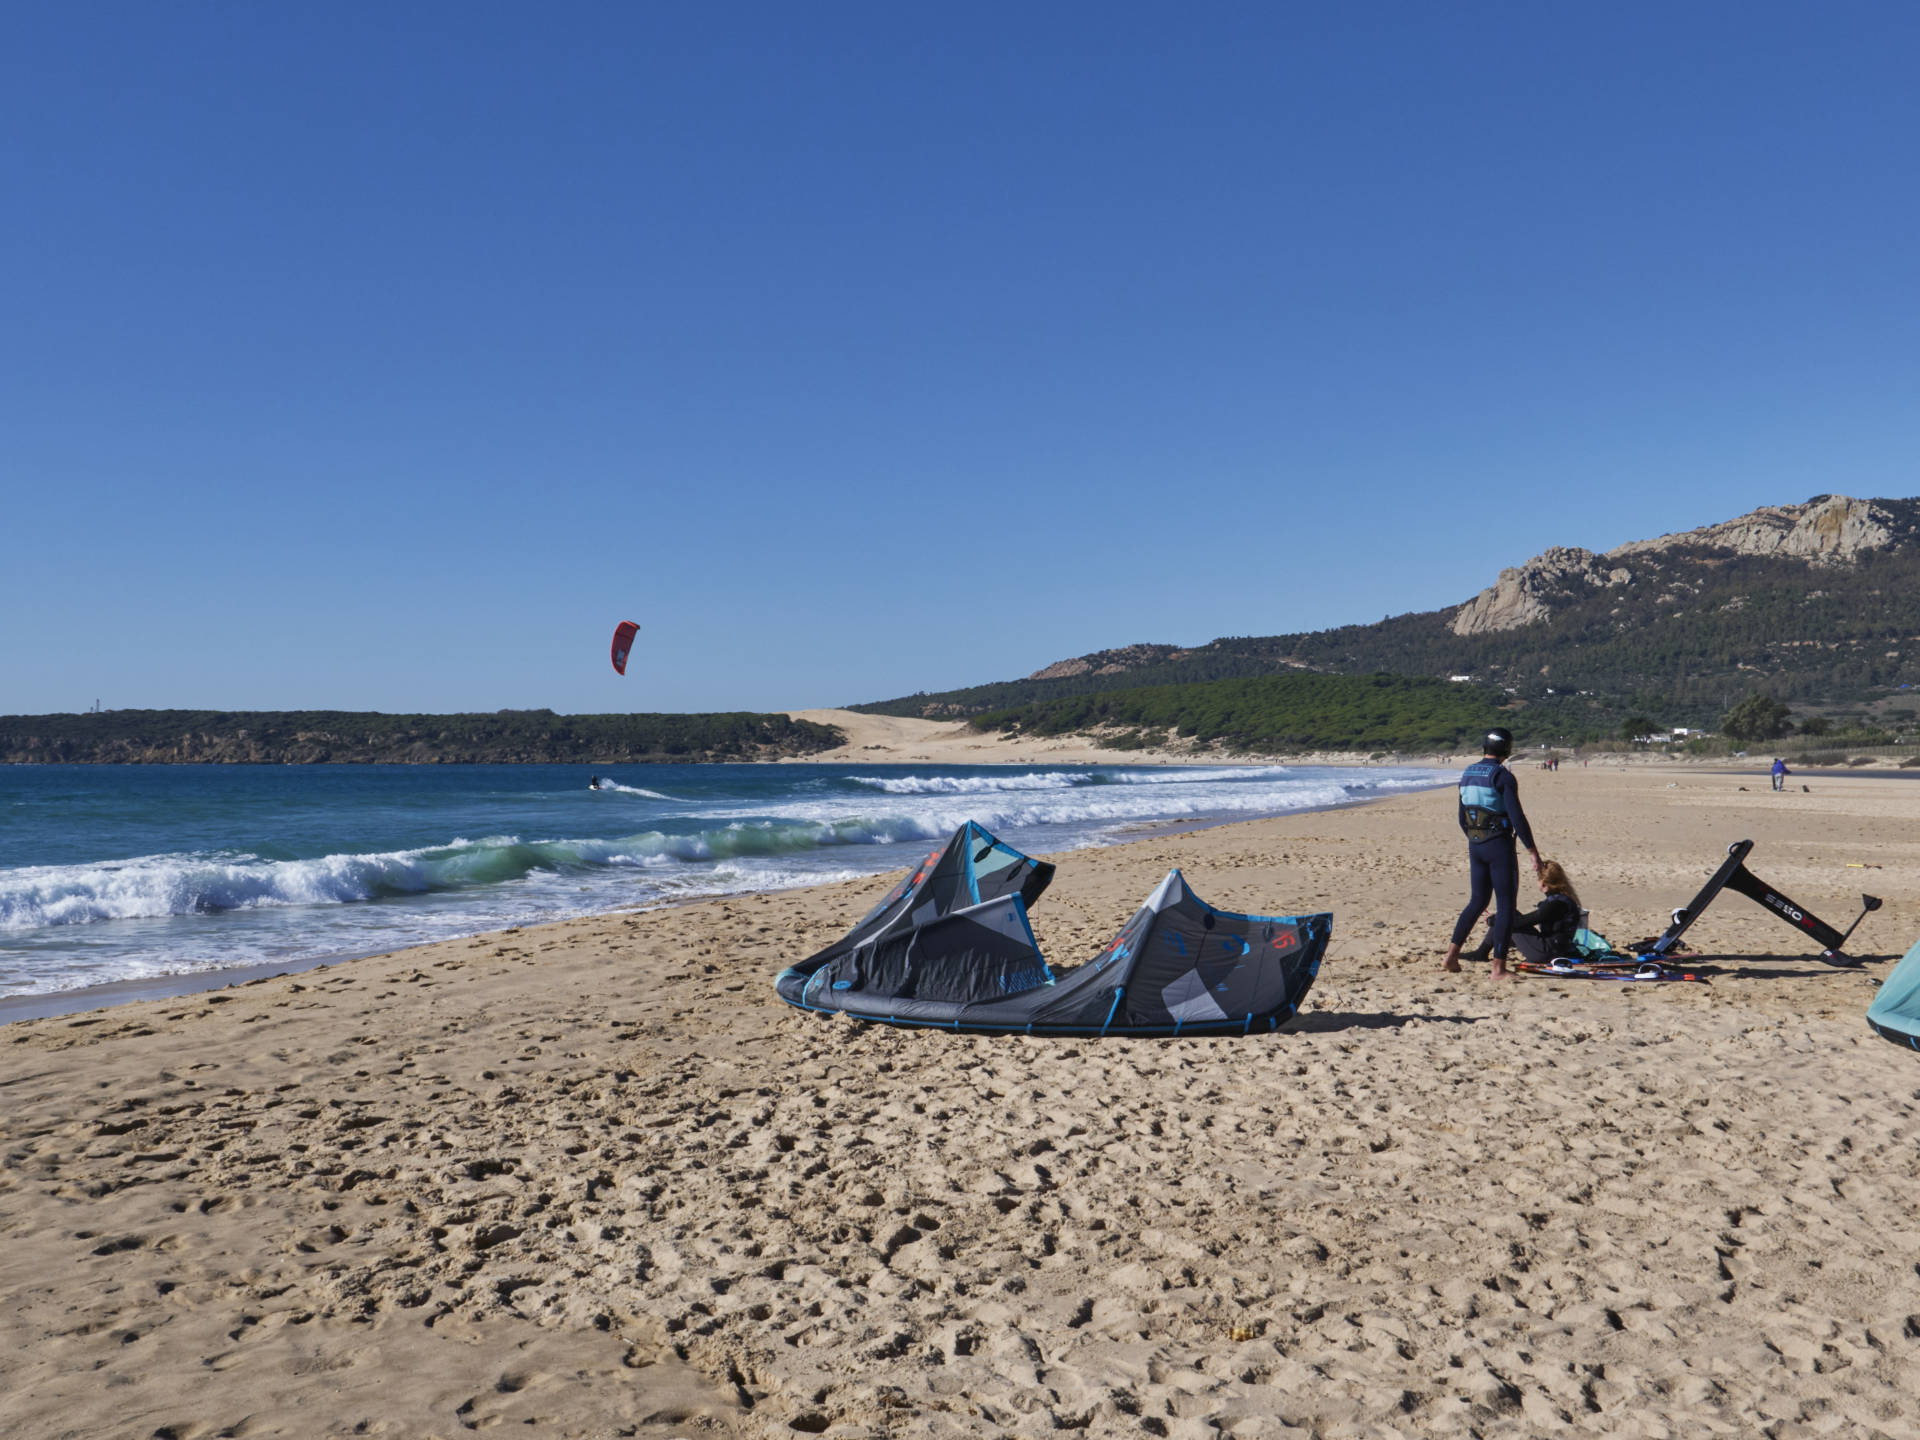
[[1511, 860, 1583, 964]]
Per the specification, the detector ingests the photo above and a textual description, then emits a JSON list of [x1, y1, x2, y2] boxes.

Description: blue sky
[[4, 3, 1916, 714]]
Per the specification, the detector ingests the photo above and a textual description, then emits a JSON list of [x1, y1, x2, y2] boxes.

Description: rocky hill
[[1450, 495, 1916, 635], [857, 494, 1920, 731]]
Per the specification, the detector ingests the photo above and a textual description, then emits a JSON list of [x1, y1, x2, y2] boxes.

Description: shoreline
[[1, 774, 1450, 1025], [3, 755, 1902, 1025], [0, 950, 378, 1026], [2, 753, 1903, 1026]]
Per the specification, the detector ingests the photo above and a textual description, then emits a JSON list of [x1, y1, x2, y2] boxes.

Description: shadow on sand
[[1283, 1010, 1482, 1034], [1686, 952, 1895, 982]]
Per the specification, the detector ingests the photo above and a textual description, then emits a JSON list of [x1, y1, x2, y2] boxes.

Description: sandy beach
[[783, 709, 1197, 766], [781, 711, 1429, 768], [4, 768, 1918, 1438]]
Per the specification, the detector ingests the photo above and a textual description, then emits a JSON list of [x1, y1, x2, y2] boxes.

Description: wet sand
[[3, 769, 1917, 1438]]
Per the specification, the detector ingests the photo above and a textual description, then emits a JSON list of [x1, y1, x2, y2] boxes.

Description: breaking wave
[[0, 825, 912, 930], [849, 771, 1104, 795], [847, 765, 1301, 794], [0, 769, 1439, 933], [0, 762, 1449, 997], [746, 773, 1441, 838]]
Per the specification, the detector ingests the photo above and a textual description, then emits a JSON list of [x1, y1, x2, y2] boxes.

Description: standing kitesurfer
[[1443, 728, 1543, 980]]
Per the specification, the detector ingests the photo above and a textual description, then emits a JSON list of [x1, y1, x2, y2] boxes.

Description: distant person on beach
[[1510, 861, 1582, 965], [1771, 758, 1788, 791], [1443, 728, 1543, 980]]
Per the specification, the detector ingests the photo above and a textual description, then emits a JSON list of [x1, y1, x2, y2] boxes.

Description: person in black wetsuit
[[1443, 728, 1543, 979], [1510, 860, 1582, 965]]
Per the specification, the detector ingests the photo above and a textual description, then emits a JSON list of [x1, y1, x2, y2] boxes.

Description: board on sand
[[1644, 839, 1879, 966], [1513, 958, 1706, 983]]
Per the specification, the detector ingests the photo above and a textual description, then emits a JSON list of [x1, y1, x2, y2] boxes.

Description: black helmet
[[1483, 728, 1513, 758]]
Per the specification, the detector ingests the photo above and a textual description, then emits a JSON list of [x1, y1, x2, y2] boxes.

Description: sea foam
[[0, 760, 1447, 997]]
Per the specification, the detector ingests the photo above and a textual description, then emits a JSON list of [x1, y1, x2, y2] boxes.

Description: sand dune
[[784, 708, 1270, 766], [3, 771, 1918, 1437]]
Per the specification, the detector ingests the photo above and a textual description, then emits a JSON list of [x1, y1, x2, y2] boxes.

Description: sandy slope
[[784, 709, 1263, 766], [3, 771, 1918, 1438]]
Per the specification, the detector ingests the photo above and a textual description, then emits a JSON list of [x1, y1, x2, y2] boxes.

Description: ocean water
[[0, 762, 1446, 999]]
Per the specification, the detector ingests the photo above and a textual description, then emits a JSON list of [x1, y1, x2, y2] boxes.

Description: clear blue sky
[[5, 3, 1916, 714]]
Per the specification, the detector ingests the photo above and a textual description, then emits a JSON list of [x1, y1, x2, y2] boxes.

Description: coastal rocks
[[1027, 657, 1095, 681], [1450, 547, 1631, 636], [1026, 644, 1190, 683], [1611, 493, 1898, 566], [1451, 495, 1914, 636]]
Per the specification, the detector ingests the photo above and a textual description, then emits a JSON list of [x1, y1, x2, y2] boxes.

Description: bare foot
[[1489, 965, 1514, 980], [1442, 958, 1461, 973]]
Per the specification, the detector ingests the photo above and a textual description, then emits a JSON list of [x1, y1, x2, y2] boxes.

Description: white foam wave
[[0, 844, 493, 930], [847, 765, 1302, 796], [849, 771, 1098, 795], [1107, 765, 1297, 784], [718, 771, 1439, 838], [0, 820, 987, 931], [0, 763, 1450, 1000], [596, 781, 673, 798]]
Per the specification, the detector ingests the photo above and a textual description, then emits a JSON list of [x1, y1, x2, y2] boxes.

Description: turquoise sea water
[[0, 762, 1445, 999]]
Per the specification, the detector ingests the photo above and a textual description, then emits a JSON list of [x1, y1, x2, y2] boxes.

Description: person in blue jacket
[[1442, 727, 1544, 979]]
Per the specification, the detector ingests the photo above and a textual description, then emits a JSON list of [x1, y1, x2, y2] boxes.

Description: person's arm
[[1498, 767, 1541, 866]]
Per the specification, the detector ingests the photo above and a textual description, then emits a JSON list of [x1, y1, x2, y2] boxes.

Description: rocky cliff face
[[1450, 494, 1917, 636], [1448, 547, 1634, 637], [1025, 644, 1189, 682], [1610, 493, 1898, 564]]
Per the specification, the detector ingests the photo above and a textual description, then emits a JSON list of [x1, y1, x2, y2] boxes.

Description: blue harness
[[1459, 759, 1510, 843]]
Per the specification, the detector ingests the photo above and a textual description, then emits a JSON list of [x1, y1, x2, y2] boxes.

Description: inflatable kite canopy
[[776, 822, 1329, 1036], [610, 620, 640, 676], [1868, 935, 1920, 1051]]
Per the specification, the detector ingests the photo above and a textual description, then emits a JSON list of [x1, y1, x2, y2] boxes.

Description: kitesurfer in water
[[1443, 728, 1543, 980], [589, 776, 601, 790]]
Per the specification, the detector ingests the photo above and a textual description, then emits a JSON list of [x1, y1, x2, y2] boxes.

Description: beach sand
[[780, 710, 1401, 767], [784, 708, 1183, 766], [3, 770, 1918, 1438]]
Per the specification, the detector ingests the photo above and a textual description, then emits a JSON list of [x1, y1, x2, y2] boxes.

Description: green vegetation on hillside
[[858, 543, 1920, 733], [969, 674, 1505, 753], [1721, 694, 1794, 741], [0, 710, 844, 765]]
